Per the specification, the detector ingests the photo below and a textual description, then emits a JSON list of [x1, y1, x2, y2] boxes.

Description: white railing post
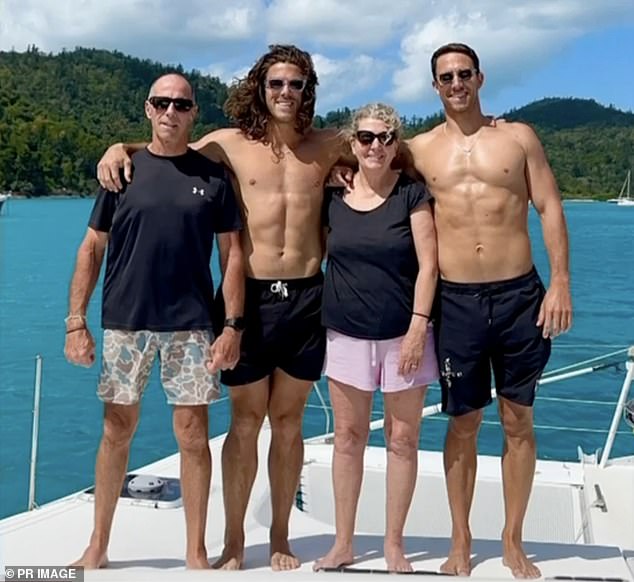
[[28, 354, 43, 511], [600, 347, 634, 468], [312, 382, 331, 435]]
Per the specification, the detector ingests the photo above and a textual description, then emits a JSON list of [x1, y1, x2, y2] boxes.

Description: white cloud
[[0, 0, 265, 61], [312, 53, 388, 111], [202, 63, 251, 86], [390, 1, 634, 103], [265, 0, 424, 48], [1, 0, 633, 110]]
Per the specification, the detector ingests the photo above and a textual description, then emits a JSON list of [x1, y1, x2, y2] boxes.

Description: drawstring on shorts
[[270, 281, 289, 299]]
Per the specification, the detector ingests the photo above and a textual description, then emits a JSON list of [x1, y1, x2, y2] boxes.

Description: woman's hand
[[398, 327, 427, 377]]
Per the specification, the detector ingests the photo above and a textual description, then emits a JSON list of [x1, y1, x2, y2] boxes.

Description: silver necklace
[[444, 124, 483, 157]]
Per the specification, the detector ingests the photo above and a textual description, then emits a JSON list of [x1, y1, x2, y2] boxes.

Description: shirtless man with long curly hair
[[98, 44, 346, 571]]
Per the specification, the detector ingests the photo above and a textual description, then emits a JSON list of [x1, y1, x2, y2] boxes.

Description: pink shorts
[[324, 328, 439, 392]]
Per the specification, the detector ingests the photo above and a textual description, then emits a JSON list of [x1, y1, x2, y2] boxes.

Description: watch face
[[225, 317, 245, 331]]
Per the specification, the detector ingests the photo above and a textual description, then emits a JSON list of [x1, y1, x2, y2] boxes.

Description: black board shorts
[[216, 272, 326, 387], [434, 267, 551, 416]]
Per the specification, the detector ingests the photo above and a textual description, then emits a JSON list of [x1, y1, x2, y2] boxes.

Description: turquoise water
[[0, 198, 632, 519]]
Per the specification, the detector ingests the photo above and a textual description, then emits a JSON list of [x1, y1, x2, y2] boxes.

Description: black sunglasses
[[355, 130, 397, 147], [265, 78, 307, 92], [437, 68, 478, 86], [148, 96, 195, 112]]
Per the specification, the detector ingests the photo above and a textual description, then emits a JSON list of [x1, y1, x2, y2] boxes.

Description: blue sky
[[478, 24, 634, 119], [1, 0, 633, 119]]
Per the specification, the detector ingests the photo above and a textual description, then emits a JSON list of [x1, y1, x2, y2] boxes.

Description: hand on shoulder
[[97, 143, 132, 192]]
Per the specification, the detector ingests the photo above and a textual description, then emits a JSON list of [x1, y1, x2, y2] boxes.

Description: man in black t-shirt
[[64, 74, 244, 570]]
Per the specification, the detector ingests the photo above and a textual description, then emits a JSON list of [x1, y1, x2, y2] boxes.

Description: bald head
[[148, 74, 195, 102], [145, 73, 198, 156]]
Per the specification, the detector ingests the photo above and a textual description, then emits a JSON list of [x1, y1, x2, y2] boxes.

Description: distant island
[[1, 46, 632, 199]]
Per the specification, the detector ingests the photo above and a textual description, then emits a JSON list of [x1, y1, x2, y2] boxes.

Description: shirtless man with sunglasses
[[407, 43, 572, 579], [97, 44, 347, 572]]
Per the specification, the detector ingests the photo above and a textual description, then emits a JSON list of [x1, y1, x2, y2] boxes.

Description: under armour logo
[[270, 281, 289, 299], [192, 186, 205, 196], [441, 357, 463, 389]]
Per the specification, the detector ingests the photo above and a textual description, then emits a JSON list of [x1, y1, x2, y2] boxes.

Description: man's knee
[[448, 410, 483, 440], [230, 405, 267, 440], [174, 406, 209, 453], [267, 372, 311, 439], [268, 407, 304, 441], [500, 406, 534, 442], [102, 405, 138, 447]]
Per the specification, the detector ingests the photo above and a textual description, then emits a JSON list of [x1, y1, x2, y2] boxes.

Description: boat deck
[[1, 428, 633, 581]]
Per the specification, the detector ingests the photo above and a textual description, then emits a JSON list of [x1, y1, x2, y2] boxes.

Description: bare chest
[[425, 144, 526, 192], [229, 142, 330, 197], [422, 134, 527, 195]]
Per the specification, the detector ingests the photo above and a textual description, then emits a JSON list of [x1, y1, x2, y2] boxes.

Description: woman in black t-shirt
[[315, 103, 439, 572]]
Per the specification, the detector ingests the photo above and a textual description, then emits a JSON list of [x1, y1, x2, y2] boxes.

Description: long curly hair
[[224, 44, 318, 141]]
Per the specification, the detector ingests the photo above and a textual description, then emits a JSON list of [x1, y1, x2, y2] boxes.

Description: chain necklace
[[444, 123, 484, 157]]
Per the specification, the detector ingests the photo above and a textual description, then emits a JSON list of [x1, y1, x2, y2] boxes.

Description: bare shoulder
[[308, 127, 345, 147], [191, 128, 246, 167], [191, 127, 244, 150], [407, 124, 443, 154], [306, 127, 346, 160], [496, 121, 542, 152]]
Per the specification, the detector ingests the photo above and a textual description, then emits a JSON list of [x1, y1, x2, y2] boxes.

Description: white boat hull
[[1, 423, 633, 581]]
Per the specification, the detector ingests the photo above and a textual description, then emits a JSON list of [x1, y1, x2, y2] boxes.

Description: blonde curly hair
[[343, 102, 402, 141]]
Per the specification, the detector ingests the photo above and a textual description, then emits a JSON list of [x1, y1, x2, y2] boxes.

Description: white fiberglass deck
[[1, 425, 633, 582]]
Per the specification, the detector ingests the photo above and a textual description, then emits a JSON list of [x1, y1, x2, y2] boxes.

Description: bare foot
[[312, 543, 354, 572], [212, 544, 243, 570], [439, 537, 471, 576], [384, 543, 413, 573], [503, 542, 541, 579], [270, 539, 300, 571], [185, 552, 211, 569], [70, 546, 108, 569]]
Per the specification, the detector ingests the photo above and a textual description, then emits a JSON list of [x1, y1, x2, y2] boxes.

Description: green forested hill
[[0, 47, 228, 195], [506, 99, 634, 197], [1, 47, 632, 198]]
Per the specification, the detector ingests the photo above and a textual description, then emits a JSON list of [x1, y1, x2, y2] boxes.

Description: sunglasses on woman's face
[[148, 96, 195, 112], [355, 130, 397, 147]]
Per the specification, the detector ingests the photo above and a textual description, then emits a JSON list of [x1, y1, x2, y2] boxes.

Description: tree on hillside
[[0, 50, 632, 198]]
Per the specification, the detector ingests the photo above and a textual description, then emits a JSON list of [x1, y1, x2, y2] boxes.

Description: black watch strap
[[224, 316, 245, 331]]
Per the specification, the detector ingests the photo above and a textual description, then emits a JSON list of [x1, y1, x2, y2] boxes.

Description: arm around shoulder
[[404, 129, 436, 178], [190, 128, 237, 168], [97, 142, 147, 192]]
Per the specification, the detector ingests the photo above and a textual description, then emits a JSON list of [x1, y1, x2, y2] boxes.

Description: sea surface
[[0, 198, 632, 519]]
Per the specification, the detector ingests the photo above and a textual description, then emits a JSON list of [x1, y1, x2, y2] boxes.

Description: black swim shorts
[[216, 272, 326, 386], [434, 267, 551, 416]]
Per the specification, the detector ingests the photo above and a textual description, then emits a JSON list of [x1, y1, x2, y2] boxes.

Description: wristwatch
[[224, 317, 245, 331]]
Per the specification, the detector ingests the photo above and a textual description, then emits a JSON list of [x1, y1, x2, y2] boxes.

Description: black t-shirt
[[89, 148, 242, 331], [322, 173, 431, 339]]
